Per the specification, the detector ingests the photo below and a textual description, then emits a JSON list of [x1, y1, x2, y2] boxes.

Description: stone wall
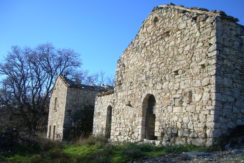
[[63, 88, 99, 139], [47, 75, 110, 141], [213, 17, 244, 139], [116, 5, 217, 145], [93, 93, 115, 137], [93, 5, 244, 146], [47, 76, 68, 141]]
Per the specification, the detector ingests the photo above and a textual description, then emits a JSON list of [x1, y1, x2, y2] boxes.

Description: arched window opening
[[142, 95, 156, 140], [153, 16, 159, 25], [105, 106, 112, 139], [54, 97, 58, 111]]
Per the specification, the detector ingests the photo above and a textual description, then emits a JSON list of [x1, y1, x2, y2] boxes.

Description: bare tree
[[71, 71, 114, 86], [0, 44, 81, 135], [97, 71, 114, 86], [105, 75, 114, 86], [71, 70, 98, 85]]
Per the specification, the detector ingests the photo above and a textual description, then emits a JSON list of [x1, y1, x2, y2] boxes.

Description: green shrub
[[93, 144, 116, 162], [137, 143, 156, 152], [76, 136, 108, 147], [0, 155, 6, 161], [121, 143, 143, 161], [6, 154, 30, 163]]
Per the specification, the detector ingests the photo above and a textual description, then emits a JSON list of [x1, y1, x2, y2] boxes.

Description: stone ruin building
[[93, 4, 244, 146], [47, 75, 111, 141]]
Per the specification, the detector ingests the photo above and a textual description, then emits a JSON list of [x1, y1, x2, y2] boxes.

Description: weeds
[[76, 135, 108, 146], [3, 136, 221, 163], [121, 143, 143, 161]]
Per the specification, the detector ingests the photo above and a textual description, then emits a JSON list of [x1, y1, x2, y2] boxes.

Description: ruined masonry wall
[[93, 5, 244, 146], [47, 75, 103, 141], [93, 94, 115, 136], [63, 88, 98, 138], [113, 7, 218, 145], [213, 18, 244, 138], [47, 76, 68, 141], [94, 6, 218, 146]]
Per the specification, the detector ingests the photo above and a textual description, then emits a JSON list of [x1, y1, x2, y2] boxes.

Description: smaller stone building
[[47, 75, 111, 141]]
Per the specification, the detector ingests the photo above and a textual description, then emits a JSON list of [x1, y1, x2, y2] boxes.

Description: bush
[[64, 105, 94, 140], [0, 127, 19, 156], [121, 143, 143, 161], [137, 143, 157, 152], [92, 144, 114, 163], [76, 136, 108, 146]]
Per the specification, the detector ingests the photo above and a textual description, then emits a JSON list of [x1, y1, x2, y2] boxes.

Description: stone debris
[[133, 149, 244, 163]]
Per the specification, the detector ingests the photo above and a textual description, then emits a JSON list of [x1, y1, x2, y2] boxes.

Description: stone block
[[173, 107, 183, 113], [175, 137, 186, 145], [208, 51, 217, 57], [202, 78, 210, 86], [191, 138, 205, 146], [186, 105, 196, 112]]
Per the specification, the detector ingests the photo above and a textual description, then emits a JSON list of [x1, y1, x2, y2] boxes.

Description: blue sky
[[0, 0, 243, 79]]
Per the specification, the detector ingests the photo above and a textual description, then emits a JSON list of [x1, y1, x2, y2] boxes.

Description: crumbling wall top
[[97, 89, 114, 97], [59, 75, 113, 92], [153, 4, 239, 23]]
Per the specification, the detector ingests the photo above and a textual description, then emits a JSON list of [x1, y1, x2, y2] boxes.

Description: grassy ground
[[1, 137, 217, 163]]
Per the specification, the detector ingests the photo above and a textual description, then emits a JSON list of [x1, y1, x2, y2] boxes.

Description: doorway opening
[[53, 125, 56, 140], [105, 106, 112, 139], [48, 125, 51, 139], [142, 95, 156, 140]]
